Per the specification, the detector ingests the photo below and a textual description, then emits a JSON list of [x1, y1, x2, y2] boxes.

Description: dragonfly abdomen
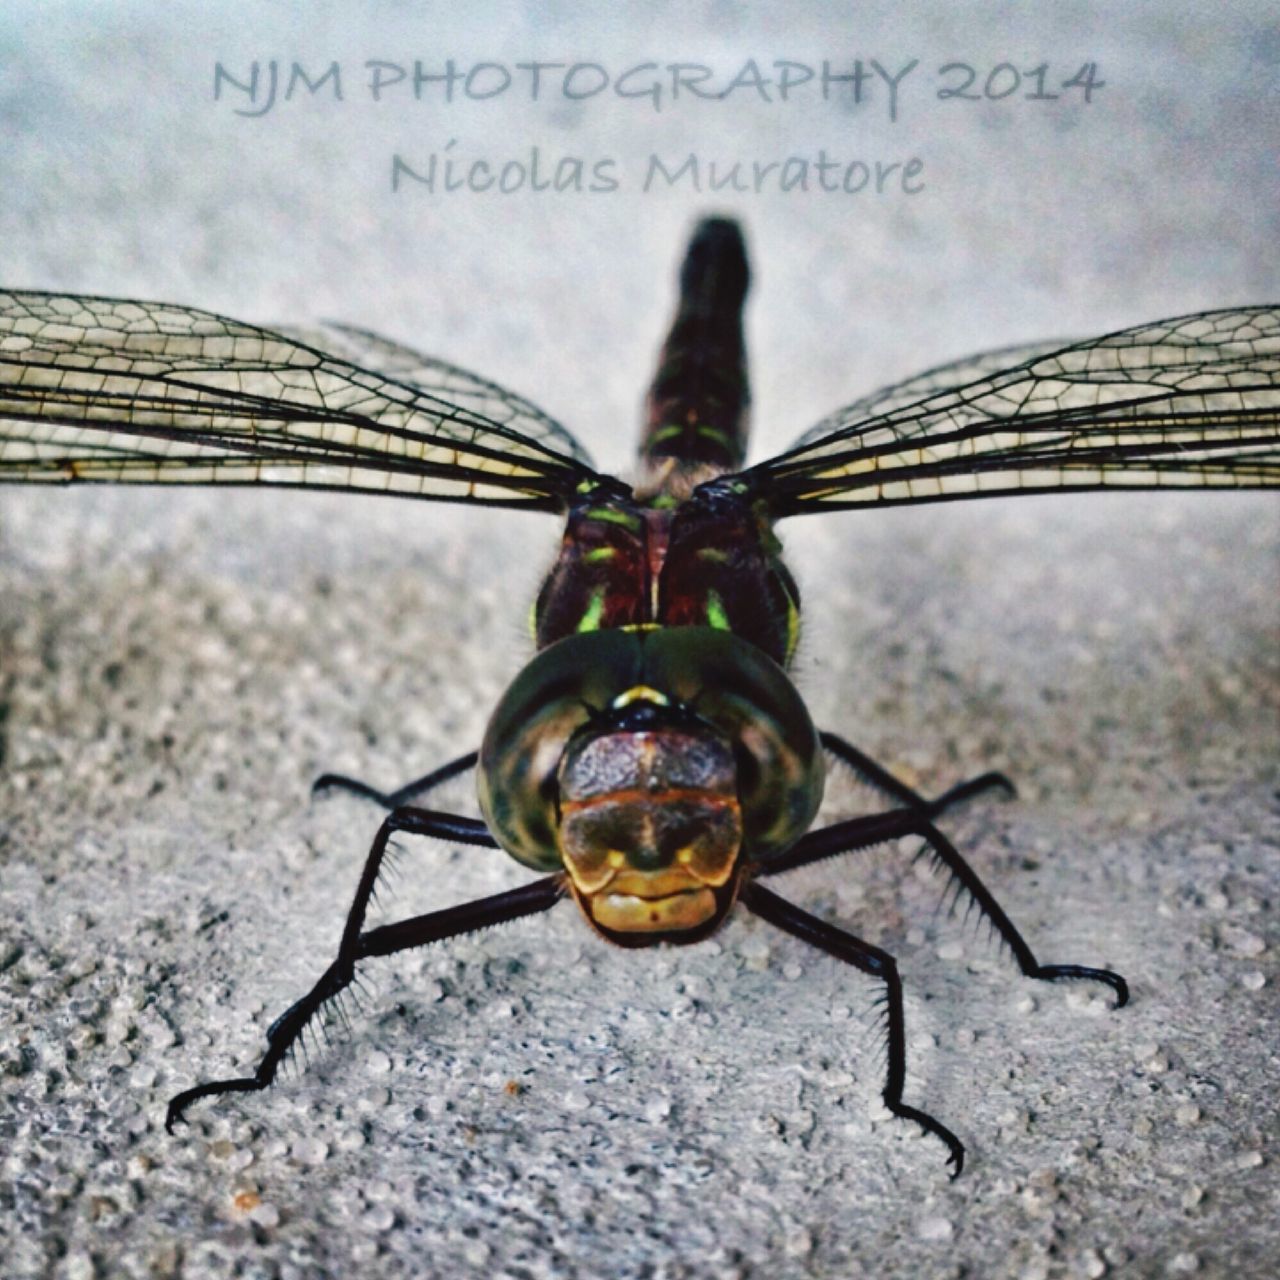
[[638, 217, 751, 501]]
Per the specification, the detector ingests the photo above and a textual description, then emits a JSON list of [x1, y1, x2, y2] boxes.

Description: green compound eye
[[477, 627, 824, 875]]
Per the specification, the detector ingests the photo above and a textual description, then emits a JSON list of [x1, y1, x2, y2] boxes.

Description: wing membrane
[[0, 292, 605, 511], [277, 321, 591, 463], [742, 308, 1280, 515]]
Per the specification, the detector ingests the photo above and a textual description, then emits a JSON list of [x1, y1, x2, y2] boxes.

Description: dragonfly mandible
[[2, 219, 1277, 1177]]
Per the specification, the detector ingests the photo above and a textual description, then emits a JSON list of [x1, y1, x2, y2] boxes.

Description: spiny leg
[[741, 880, 965, 1178], [165, 805, 550, 1131], [757, 807, 1128, 1006], [821, 730, 1014, 818], [312, 748, 479, 810]]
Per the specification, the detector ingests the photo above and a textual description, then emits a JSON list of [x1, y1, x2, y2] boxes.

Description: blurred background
[[1, 5, 1277, 1278]]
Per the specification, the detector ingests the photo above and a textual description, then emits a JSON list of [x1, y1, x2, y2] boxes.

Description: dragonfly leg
[[820, 731, 1014, 817], [165, 806, 553, 1132], [741, 880, 966, 1178], [312, 748, 479, 810], [756, 807, 1128, 1007]]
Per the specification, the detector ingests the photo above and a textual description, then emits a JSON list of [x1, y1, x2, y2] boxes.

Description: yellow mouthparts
[[588, 886, 718, 932]]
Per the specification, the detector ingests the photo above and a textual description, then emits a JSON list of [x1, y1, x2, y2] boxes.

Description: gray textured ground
[[2, 4, 1278, 1279]]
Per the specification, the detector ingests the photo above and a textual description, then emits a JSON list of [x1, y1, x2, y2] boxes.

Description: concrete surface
[[1, 4, 1278, 1278]]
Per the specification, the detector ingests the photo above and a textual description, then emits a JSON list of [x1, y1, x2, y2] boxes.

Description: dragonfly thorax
[[534, 488, 802, 667]]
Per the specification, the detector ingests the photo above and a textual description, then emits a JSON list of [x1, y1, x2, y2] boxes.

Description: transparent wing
[[738, 308, 1280, 516], [788, 340, 1068, 444], [0, 292, 607, 511], [277, 320, 592, 466]]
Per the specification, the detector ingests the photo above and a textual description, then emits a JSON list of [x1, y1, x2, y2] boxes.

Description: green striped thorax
[[532, 486, 802, 668]]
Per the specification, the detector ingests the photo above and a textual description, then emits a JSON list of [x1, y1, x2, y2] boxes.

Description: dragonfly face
[[476, 627, 825, 944], [557, 708, 743, 939]]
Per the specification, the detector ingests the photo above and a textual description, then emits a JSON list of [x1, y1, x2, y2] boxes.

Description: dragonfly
[[2, 219, 1277, 1177]]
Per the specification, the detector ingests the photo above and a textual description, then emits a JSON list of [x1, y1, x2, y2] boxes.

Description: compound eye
[[478, 698, 580, 871], [478, 633, 644, 872], [633, 629, 825, 860]]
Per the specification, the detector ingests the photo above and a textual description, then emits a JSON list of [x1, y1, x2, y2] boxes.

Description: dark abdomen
[[638, 218, 751, 499]]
